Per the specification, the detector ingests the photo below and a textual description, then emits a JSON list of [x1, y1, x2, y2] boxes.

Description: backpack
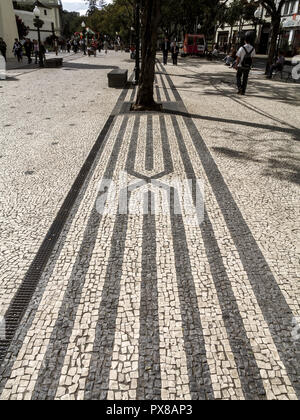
[[241, 46, 254, 69]]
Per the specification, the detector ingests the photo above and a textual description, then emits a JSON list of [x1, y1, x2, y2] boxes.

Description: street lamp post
[[130, 26, 134, 49], [134, 0, 140, 85], [81, 21, 87, 55], [33, 5, 44, 68]]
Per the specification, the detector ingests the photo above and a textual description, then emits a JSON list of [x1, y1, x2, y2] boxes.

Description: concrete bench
[[44, 58, 63, 68], [108, 69, 128, 88]]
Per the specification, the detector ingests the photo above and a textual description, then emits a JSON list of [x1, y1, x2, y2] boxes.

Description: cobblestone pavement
[[0, 53, 299, 400]]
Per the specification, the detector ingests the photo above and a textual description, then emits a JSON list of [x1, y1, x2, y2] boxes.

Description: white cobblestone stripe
[[134, 115, 164, 178], [155, 186, 191, 400], [154, 76, 162, 103], [0, 115, 126, 401], [158, 73, 170, 102], [51, 118, 135, 401], [31, 116, 133, 400], [165, 115, 245, 400], [176, 116, 298, 400], [107, 190, 144, 401], [157, 116, 214, 399], [82, 117, 143, 400]]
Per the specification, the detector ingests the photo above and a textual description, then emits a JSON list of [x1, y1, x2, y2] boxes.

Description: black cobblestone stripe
[[31, 116, 130, 400], [170, 115, 267, 399], [145, 116, 154, 172], [159, 116, 214, 400], [158, 61, 300, 399], [136, 191, 162, 400], [169, 188, 214, 400], [84, 117, 140, 399], [84, 211, 131, 400]]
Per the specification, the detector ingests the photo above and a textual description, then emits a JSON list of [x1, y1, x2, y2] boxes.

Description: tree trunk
[[133, 0, 161, 111], [266, 14, 281, 74], [229, 25, 233, 53]]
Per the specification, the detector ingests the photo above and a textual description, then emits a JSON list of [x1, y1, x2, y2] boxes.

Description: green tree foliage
[[61, 10, 83, 39], [84, 0, 135, 43]]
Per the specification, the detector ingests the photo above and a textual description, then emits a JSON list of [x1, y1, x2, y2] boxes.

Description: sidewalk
[[0, 52, 299, 400]]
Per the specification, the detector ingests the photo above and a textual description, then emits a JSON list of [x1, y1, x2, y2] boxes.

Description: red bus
[[183, 34, 206, 56]]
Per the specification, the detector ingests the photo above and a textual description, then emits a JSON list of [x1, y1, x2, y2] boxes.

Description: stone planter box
[[44, 58, 63, 68], [108, 69, 128, 88]]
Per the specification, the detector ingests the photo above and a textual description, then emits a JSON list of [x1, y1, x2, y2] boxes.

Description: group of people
[[12, 38, 46, 64], [161, 38, 180, 65], [0, 36, 109, 64], [65, 38, 110, 56]]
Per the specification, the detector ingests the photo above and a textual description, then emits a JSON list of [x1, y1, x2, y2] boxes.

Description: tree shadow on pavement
[[159, 67, 300, 106], [162, 107, 300, 185], [63, 62, 119, 70], [212, 146, 300, 185], [162, 107, 300, 140]]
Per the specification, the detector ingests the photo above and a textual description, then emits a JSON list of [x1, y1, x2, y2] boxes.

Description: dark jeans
[[172, 53, 178, 65], [237, 67, 250, 93], [26, 52, 32, 64], [163, 51, 168, 65], [268, 63, 283, 78]]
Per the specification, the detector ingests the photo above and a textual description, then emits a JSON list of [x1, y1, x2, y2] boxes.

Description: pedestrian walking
[[104, 39, 108, 54], [13, 39, 23, 63], [234, 32, 255, 95], [67, 40, 71, 53], [0, 37, 7, 61], [24, 38, 33, 64], [53, 37, 59, 56], [161, 37, 170, 65], [171, 40, 179, 65], [33, 40, 39, 64], [73, 39, 78, 53], [39, 42, 46, 65]]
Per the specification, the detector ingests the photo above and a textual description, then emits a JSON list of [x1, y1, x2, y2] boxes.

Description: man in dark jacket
[[0, 38, 7, 61], [24, 38, 33, 64], [161, 37, 170, 65], [171, 40, 179, 65]]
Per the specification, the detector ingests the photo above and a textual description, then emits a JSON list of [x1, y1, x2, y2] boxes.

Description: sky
[[61, 1, 112, 16]]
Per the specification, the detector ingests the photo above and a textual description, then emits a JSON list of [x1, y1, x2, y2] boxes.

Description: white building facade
[[13, 0, 62, 42], [0, 0, 19, 58]]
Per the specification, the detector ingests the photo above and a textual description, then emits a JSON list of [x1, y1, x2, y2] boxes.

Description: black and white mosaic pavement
[[0, 60, 299, 400]]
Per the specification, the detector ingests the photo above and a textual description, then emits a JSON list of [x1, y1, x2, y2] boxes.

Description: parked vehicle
[[182, 34, 206, 56]]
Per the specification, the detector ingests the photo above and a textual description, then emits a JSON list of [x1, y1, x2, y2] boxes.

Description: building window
[[282, 0, 298, 15], [283, 2, 290, 15], [44, 10, 47, 16]]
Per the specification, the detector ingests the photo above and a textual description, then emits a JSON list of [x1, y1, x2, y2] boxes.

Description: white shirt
[[236, 43, 255, 67]]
